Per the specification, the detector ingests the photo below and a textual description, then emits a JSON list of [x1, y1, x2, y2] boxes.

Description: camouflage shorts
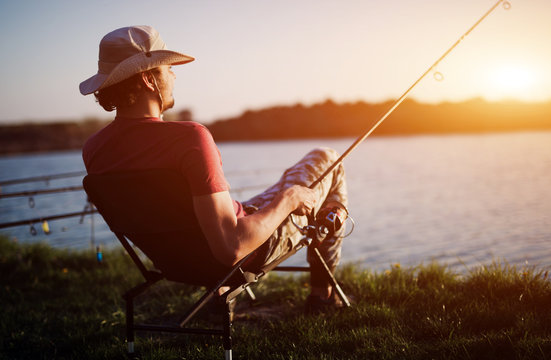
[[241, 147, 348, 283]]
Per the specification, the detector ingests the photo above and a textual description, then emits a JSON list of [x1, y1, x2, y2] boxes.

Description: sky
[[0, 0, 550, 124]]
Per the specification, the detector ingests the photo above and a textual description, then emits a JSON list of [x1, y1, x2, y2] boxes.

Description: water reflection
[[1, 131, 550, 273]]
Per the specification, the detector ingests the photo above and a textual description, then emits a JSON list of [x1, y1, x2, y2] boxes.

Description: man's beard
[[163, 96, 175, 112], [158, 91, 174, 113]]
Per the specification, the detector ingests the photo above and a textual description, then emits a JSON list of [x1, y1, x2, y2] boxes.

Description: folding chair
[[83, 169, 350, 359]]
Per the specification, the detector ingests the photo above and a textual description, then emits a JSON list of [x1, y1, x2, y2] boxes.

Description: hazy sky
[[0, 0, 549, 124]]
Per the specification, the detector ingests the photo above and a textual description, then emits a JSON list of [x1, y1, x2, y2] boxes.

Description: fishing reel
[[316, 205, 348, 237], [291, 203, 354, 245]]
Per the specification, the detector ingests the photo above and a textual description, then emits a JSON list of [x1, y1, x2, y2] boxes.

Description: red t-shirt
[[82, 117, 244, 217]]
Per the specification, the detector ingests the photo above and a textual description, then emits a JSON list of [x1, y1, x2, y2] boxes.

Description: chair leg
[[126, 296, 135, 354], [222, 300, 233, 359], [122, 279, 160, 355], [312, 248, 351, 307]]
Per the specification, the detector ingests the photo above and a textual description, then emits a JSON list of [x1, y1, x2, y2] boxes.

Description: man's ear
[[141, 72, 156, 92]]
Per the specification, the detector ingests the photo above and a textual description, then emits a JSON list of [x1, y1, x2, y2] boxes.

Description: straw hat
[[79, 25, 194, 95]]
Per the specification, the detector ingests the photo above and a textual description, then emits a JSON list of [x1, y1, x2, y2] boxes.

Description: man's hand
[[284, 185, 317, 216]]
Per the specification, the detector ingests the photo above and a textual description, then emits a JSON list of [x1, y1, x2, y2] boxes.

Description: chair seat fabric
[[84, 169, 239, 285]]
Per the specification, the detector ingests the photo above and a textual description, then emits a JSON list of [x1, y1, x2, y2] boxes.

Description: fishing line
[[309, 0, 510, 189]]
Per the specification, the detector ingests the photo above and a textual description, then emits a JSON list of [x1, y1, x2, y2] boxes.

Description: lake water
[[1, 131, 550, 273]]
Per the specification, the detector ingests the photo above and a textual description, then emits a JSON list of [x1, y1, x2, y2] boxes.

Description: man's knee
[[308, 147, 340, 163]]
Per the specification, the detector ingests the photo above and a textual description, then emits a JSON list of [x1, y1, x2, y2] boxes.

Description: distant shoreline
[[1, 98, 550, 155], [2, 129, 551, 159]]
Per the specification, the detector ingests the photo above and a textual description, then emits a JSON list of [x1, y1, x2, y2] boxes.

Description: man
[[80, 25, 348, 311]]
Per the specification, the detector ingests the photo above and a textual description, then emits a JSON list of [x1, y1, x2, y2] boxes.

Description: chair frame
[[83, 171, 350, 359], [115, 226, 349, 360]]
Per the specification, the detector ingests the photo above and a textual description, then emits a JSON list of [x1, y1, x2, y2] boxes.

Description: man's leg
[[242, 147, 348, 299]]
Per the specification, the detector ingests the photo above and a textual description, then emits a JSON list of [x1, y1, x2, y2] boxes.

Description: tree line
[[207, 98, 551, 141], [1, 98, 550, 155]]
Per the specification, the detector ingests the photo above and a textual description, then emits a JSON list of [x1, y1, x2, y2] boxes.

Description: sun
[[487, 64, 537, 100]]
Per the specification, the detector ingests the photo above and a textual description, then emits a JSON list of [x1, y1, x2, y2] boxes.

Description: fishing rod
[[0, 182, 273, 230], [309, 0, 510, 189], [0, 209, 97, 230], [0, 171, 86, 187], [0, 169, 280, 187], [0, 183, 272, 200], [0, 185, 85, 198]]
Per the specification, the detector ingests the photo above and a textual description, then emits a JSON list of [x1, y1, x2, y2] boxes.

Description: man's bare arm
[[193, 186, 316, 266]]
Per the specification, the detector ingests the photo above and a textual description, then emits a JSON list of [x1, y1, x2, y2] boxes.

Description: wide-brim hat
[[79, 25, 194, 95]]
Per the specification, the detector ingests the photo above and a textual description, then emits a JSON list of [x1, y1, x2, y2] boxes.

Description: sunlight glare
[[489, 64, 537, 99]]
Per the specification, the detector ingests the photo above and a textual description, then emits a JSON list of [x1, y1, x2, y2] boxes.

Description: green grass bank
[[1, 235, 550, 360]]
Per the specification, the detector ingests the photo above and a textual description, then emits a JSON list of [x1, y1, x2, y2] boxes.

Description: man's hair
[[94, 68, 161, 112]]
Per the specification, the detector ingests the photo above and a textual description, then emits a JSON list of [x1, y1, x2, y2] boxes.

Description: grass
[[1, 235, 550, 360]]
